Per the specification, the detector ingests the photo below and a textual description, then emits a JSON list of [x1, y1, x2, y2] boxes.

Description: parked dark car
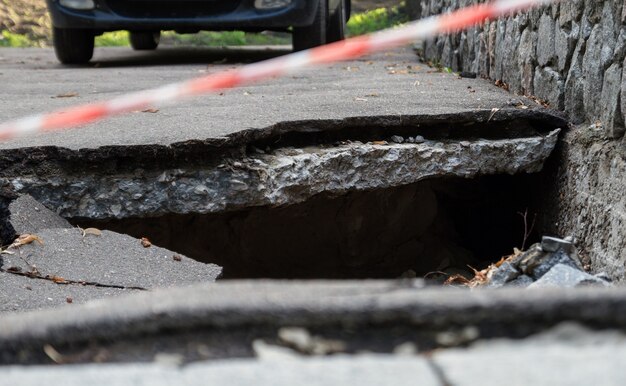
[[46, 0, 351, 64]]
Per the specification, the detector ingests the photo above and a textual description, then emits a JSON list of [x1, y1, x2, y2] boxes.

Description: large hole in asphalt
[[76, 173, 543, 279], [0, 112, 563, 280]]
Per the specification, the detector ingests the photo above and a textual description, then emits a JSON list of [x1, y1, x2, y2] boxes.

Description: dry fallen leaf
[[444, 274, 471, 286], [12, 234, 43, 247], [371, 141, 388, 145], [141, 237, 152, 248], [141, 108, 159, 113], [49, 275, 68, 284], [82, 227, 102, 237], [54, 92, 78, 98]]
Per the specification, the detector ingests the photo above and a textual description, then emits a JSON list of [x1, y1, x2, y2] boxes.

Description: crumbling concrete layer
[[1, 281, 626, 364], [2, 130, 560, 220]]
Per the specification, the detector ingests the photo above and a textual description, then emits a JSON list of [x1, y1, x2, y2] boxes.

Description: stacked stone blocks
[[419, 0, 626, 138]]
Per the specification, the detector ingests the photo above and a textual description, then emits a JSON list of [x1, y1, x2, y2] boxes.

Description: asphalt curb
[[1, 281, 625, 363]]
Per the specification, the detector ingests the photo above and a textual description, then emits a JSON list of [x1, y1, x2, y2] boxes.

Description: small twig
[[517, 208, 537, 250]]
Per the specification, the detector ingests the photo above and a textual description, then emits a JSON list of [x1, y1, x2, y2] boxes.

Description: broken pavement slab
[[0, 47, 567, 150], [1, 227, 222, 290], [0, 47, 567, 220], [0, 195, 222, 313]]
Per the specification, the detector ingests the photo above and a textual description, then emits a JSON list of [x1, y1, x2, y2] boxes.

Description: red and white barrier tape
[[0, 0, 556, 142]]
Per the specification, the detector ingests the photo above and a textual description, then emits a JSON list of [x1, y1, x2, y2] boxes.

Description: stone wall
[[412, 0, 626, 280]]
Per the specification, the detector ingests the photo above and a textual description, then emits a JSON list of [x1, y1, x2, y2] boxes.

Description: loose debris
[[448, 236, 612, 289], [9, 233, 43, 248], [53, 92, 79, 98], [277, 327, 346, 356], [81, 227, 102, 238], [140, 237, 152, 248]]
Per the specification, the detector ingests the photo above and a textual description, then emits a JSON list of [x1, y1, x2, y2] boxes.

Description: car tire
[[129, 31, 160, 50], [292, 0, 327, 51], [327, 0, 347, 43], [53, 27, 94, 64]]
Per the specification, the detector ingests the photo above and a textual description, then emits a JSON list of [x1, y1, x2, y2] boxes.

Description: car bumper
[[46, 0, 320, 30]]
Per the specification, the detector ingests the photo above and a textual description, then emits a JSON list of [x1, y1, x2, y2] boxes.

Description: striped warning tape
[[0, 0, 557, 142]]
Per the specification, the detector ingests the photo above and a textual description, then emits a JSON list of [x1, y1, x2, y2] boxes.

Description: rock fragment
[[528, 264, 610, 289], [481, 235, 611, 289]]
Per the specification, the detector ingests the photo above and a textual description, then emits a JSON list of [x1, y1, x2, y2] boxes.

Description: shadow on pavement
[[90, 45, 292, 68]]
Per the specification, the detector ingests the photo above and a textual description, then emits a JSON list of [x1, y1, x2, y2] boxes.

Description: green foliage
[[162, 31, 289, 47], [1, 2, 411, 48], [346, 5, 409, 37], [0, 30, 37, 47], [95, 31, 129, 47], [93, 30, 289, 47]]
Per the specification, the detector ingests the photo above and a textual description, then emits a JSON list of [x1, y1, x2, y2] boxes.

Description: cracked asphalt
[[0, 44, 619, 383]]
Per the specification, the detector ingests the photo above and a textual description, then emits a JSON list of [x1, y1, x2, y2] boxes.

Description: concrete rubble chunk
[[480, 235, 609, 289], [486, 262, 520, 288], [524, 249, 582, 279], [528, 264, 610, 289], [541, 236, 573, 253], [507, 274, 534, 287]]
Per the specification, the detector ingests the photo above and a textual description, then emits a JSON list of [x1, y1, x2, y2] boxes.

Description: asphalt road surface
[[0, 45, 538, 151]]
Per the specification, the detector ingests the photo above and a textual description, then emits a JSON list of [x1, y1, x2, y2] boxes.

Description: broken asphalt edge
[[0, 109, 567, 176], [1, 281, 624, 353], [0, 109, 567, 222]]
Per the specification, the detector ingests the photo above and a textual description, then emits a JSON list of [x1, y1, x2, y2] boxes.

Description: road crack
[[424, 352, 454, 386], [0, 266, 147, 291]]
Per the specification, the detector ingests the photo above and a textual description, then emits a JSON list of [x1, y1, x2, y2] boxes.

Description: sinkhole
[[0, 111, 565, 281], [77, 174, 545, 279]]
